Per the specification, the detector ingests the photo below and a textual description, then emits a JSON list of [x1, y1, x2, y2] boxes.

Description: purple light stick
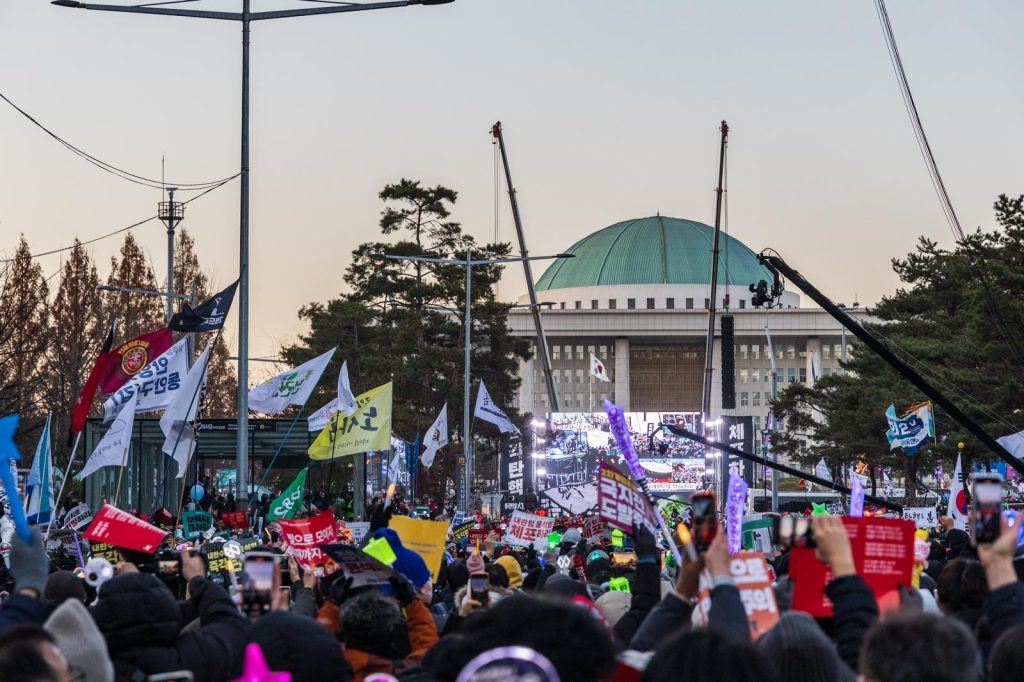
[[726, 470, 748, 554], [604, 400, 683, 567], [850, 476, 865, 517]]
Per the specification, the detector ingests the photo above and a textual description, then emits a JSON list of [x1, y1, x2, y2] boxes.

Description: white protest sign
[[902, 506, 939, 530], [504, 511, 554, 550]]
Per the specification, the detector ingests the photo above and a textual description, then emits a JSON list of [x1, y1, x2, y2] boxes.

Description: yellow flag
[[308, 382, 392, 460]]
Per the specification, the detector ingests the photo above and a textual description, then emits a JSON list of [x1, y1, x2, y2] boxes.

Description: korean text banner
[[279, 511, 339, 574], [309, 382, 393, 460], [598, 462, 656, 533], [504, 511, 555, 550]]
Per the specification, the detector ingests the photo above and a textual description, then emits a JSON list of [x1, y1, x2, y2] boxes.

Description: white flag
[[103, 338, 191, 421], [590, 354, 610, 382], [248, 347, 336, 414], [160, 343, 211, 478], [387, 451, 403, 484], [421, 404, 448, 469], [814, 458, 833, 483], [474, 382, 520, 434], [949, 454, 968, 531], [998, 430, 1024, 461], [307, 359, 358, 431], [79, 391, 139, 480], [307, 398, 339, 432], [338, 360, 358, 417]]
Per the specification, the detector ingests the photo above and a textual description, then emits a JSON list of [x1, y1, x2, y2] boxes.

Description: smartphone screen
[[158, 559, 180, 576], [469, 573, 489, 605], [244, 558, 275, 592], [972, 474, 1003, 545], [691, 493, 717, 552]]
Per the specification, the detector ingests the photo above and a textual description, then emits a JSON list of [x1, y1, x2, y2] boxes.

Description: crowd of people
[[0, 491, 1020, 682]]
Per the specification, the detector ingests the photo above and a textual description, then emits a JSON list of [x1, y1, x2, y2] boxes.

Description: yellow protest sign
[[308, 382, 392, 460], [388, 514, 450, 582]]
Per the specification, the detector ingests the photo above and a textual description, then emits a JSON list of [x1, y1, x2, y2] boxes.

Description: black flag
[[170, 280, 238, 333]]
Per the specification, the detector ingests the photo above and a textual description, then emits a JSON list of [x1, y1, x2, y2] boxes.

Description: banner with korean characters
[[583, 516, 611, 542], [598, 462, 657, 533], [504, 511, 555, 550], [278, 511, 338, 575], [902, 506, 938, 530], [692, 552, 779, 640]]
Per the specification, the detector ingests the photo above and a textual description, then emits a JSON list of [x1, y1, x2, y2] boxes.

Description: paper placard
[[504, 511, 555, 550], [279, 511, 338, 575], [790, 516, 915, 617], [84, 505, 168, 554], [389, 514, 450, 581], [902, 506, 938, 530], [598, 462, 655, 533]]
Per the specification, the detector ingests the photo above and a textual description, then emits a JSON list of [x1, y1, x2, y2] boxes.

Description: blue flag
[[885, 402, 935, 456], [25, 413, 54, 524]]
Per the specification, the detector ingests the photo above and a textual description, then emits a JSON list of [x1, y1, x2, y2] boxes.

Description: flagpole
[[46, 431, 82, 542], [251, 399, 311, 501], [113, 426, 132, 508], [589, 372, 593, 413]]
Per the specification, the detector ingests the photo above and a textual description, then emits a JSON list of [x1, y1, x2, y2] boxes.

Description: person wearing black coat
[[92, 556, 246, 682]]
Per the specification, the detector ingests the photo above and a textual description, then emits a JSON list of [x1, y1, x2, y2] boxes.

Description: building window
[[666, 298, 675, 309], [754, 415, 761, 430], [822, 344, 831, 360], [740, 392, 749, 407], [560, 302, 566, 309], [824, 367, 832, 376], [739, 344, 748, 360], [787, 368, 796, 383], [646, 298, 655, 309], [787, 344, 796, 360], [835, 344, 843, 360], [574, 301, 581, 310], [800, 367, 807, 383], [609, 299, 617, 310], [753, 392, 761, 407], [704, 298, 710, 309], [739, 299, 746, 309], [686, 298, 694, 309], [751, 368, 760, 383], [591, 300, 598, 310], [751, 344, 759, 360], [576, 345, 585, 360], [627, 298, 636, 309], [575, 369, 585, 384], [739, 368, 749, 383], [552, 345, 560, 360]]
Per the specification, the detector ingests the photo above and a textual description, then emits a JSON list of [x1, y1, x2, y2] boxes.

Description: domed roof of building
[[535, 216, 771, 291]]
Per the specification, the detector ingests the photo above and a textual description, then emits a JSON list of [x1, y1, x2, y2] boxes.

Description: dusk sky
[[2, 0, 1022, 378]]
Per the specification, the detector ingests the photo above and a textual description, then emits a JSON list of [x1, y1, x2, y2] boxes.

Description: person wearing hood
[[45, 598, 115, 682], [91, 549, 246, 682]]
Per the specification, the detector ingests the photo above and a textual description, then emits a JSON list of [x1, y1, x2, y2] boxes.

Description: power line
[[0, 91, 237, 191], [1, 174, 239, 263], [872, 0, 1024, 368]]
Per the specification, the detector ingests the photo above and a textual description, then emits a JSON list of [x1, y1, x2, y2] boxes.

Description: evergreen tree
[[772, 195, 1024, 502], [0, 236, 50, 450], [283, 179, 531, 502], [44, 239, 104, 468], [172, 228, 237, 418], [104, 233, 164, 340]]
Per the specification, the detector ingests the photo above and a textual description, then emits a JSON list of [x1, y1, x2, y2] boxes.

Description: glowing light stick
[[604, 400, 683, 567]]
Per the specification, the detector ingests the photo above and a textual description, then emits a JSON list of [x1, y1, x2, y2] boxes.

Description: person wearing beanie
[[374, 528, 433, 603], [341, 579, 438, 680], [44, 598, 115, 682], [495, 555, 523, 590], [44, 571, 87, 605], [245, 611, 352, 682], [562, 528, 583, 546], [466, 552, 486, 575], [758, 611, 855, 682], [595, 590, 632, 628], [542, 573, 589, 600]]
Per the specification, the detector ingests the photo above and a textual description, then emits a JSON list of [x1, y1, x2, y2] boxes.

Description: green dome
[[536, 216, 771, 291]]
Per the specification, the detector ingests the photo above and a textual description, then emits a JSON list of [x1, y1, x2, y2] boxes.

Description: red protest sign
[[83, 504, 168, 554], [222, 511, 248, 529], [790, 516, 915, 617], [598, 462, 655, 533], [467, 529, 488, 547], [693, 552, 779, 640], [583, 516, 611, 542], [278, 511, 339, 575]]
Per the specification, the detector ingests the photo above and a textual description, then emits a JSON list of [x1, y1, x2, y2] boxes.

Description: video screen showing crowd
[[515, 412, 705, 516]]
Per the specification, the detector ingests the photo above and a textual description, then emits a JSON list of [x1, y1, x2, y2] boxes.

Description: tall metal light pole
[[52, 0, 455, 508], [384, 251, 572, 511], [158, 188, 183, 323]]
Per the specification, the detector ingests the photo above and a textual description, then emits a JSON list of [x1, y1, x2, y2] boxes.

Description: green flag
[[266, 469, 307, 521]]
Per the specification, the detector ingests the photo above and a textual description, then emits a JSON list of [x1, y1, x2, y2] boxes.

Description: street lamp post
[[53, 0, 455, 509], [383, 251, 572, 511]]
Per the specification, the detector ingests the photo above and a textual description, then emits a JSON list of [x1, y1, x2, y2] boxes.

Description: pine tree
[[172, 228, 237, 418], [44, 239, 104, 469], [104, 233, 164, 341], [0, 236, 50, 450]]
